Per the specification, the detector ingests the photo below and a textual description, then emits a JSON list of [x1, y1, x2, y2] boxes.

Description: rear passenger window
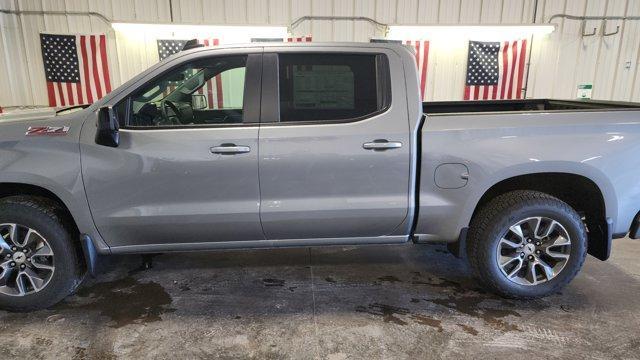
[[278, 53, 391, 123]]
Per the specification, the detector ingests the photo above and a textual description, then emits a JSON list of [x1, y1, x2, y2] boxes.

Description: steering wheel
[[161, 100, 183, 125]]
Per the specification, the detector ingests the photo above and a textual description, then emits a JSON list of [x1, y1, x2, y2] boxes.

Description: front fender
[[0, 111, 108, 252]]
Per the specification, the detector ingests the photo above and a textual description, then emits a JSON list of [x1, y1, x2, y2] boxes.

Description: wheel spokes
[[9, 225, 20, 247], [32, 244, 53, 257], [497, 216, 572, 287], [0, 223, 55, 297], [508, 223, 526, 242], [16, 269, 46, 295], [540, 220, 560, 239], [525, 261, 539, 285], [499, 237, 521, 249], [22, 229, 43, 249], [501, 257, 524, 278], [538, 259, 556, 280], [0, 234, 11, 254], [0, 224, 20, 248], [546, 249, 570, 261], [0, 260, 15, 285], [526, 217, 543, 239], [31, 257, 54, 271]]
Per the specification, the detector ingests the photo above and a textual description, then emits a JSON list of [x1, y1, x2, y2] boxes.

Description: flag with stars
[[157, 38, 224, 109], [40, 33, 112, 107], [464, 39, 527, 100], [157, 39, 189, 61]]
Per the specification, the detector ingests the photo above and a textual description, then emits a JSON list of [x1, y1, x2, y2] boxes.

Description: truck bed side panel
[[415, 110, 640, 242]]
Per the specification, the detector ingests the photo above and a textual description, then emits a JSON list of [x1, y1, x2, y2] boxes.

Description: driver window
[[124, 56, 247, 128]]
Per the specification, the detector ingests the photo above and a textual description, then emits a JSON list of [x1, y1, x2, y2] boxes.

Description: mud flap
[[587, 218, 612, 261], [80, 234, 99, 277], [447, 228, 468, 259]]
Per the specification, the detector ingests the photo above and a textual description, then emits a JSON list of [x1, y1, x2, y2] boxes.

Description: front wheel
[[467, 190, 588, 299], [0, 196, 82, 311]]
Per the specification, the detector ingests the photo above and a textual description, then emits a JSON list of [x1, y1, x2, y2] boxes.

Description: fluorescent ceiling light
[[112, 23, 288, 44], [388, 25, 556, 41]]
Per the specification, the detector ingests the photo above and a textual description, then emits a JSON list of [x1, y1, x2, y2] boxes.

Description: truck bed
[[423, 99, 640, 115]]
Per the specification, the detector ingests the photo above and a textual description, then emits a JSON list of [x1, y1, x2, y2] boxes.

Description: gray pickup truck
[[1, 42, 640, 311]]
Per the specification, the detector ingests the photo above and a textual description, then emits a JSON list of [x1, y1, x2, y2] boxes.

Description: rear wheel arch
[[466, 190, 588, 298], [469, 173, 610, 260]]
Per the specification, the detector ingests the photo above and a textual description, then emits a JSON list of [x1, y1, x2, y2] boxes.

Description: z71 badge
[[25, 126, 70, 136]]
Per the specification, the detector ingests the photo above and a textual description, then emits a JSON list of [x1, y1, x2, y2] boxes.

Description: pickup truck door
[[258, 49, 411, 240], [81, 53, 265, 249]]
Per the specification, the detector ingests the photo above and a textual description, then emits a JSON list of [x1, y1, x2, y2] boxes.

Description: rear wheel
[[0, 196, 81, 311], [467, 190, 588, 299]]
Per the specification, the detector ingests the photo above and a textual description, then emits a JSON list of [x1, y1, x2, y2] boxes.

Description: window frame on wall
[[114, 53, 263, 130], [260, 52, 392, 126]]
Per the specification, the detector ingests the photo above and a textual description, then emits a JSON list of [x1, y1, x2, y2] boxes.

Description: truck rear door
[[258, 48, 411, 240]]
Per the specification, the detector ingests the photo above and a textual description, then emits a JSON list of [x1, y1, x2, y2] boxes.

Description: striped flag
[[198, 38, 223, 109], [40, 33, 112, 107], [287, 36, 312, 42], [405, 40, 430, 101], [463, 39, 527, 100], [156, 38, 223, 108]]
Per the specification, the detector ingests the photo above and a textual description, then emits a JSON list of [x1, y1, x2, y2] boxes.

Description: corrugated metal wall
[[2, 0, 640, 108]]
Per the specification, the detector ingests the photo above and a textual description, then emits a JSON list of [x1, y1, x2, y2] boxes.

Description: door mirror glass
[[192, 94, 207, 110], [96, 106, 119, 147]]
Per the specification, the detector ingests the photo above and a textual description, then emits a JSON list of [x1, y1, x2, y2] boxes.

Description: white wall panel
[[439, 0, 460, 22], [353, 0, 377, 41], [333, 0, 356, 42], [416, 0, 439, 23], [459, 0, 482, 23], [612, 0, 640, 100], [3, 0, 640, 109], [311, 0, 332, 41], [480, 0, 502, 23], [591, 0, 626, 100]]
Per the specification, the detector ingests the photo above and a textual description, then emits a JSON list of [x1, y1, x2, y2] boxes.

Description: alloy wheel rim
[[0, 224, 55, 296], [496, 216, 571, 286]]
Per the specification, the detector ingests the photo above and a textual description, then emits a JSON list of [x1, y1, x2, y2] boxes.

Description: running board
[[108, 235, 410, 255]]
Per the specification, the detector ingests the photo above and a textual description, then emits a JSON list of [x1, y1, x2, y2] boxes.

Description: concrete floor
[[0, 238, 639, 359]]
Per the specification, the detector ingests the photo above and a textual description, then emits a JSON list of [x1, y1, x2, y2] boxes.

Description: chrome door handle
[[210, 144, 251, 154], [363, 140, 403, 151]]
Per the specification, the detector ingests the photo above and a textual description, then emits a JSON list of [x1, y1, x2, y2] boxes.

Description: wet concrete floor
[[0, 238, 639, 359]]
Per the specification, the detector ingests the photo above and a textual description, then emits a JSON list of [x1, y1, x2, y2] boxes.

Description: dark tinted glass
[[124, 56, 247, 128], [278, 54, 389, 122]]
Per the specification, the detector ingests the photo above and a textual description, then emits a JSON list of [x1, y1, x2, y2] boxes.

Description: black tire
[[467, 190, 588, 299], [0, 196, 82, 311]]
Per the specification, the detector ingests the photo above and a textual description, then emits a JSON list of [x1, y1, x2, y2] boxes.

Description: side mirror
[[192, 94, 207, 110], [95, 106, 119, 147]]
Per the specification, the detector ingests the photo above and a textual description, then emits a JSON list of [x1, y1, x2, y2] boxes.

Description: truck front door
[[258, 49, 411, 241], [81, 53, 265, 249]]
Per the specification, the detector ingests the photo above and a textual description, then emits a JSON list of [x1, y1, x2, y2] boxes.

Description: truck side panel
[[415, 110, 640, 242], [0, 113, 106, 250]]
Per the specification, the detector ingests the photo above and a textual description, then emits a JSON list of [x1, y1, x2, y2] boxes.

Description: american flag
[[464, 39, 528, 100], [157, 38, 224, 109], [287, 36, 312, 42], [40, 33, 112, 107], [405, 40, 430, 101], [157, 39, 188, 61]]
